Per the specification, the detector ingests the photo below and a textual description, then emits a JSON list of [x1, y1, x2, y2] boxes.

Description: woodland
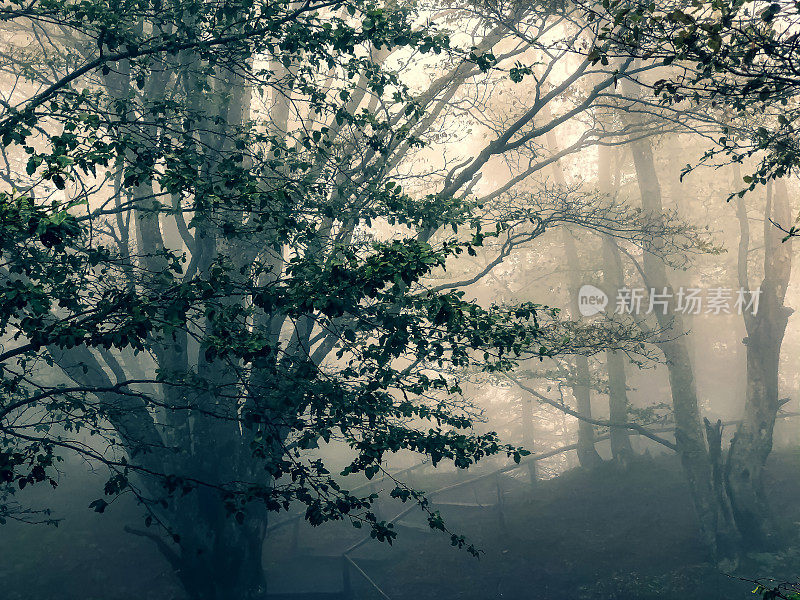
[[2, 0, 800, 598]]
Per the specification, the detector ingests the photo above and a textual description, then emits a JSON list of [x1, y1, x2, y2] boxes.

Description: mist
[[2, 0, 800, 599]]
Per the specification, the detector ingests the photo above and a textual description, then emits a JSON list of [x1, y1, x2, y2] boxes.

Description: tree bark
[[175, 499, 268, 600], [547, 126, 603, 469], [563, 229, 605, 469], [629, 136, 739, 560], [598, 145, 634, 466], [728, 178, 793, 548]]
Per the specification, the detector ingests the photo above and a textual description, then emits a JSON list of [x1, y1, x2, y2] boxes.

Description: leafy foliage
[[587, 0, 800, 196], [0, 0, 574, 564]]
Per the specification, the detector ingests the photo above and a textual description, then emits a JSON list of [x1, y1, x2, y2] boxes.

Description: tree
[[598, 144, 635, 467], [728, 176, 793, 547], [587, 0, 800, 188], [583, 0, 800, 556], [0, 0, 680, 596], [0, 0, 555, 596]]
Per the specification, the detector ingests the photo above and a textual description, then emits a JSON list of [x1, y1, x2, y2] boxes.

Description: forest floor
[[3, 449, 800, 599], [342, 449, 800, 600]]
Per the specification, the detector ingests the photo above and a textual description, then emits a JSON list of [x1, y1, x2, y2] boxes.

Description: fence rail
[[266, 409, 800, 599]]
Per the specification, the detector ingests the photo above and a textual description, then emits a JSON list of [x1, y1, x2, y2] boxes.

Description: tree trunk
[[547, 128, 603, 469], [598, 145, 634, 466], [563, 229, 605, 469], [728, 179, 793, 548], [629, 136, 739, 560], [606, 344, 633, 466], [174, 500, 268, 600]]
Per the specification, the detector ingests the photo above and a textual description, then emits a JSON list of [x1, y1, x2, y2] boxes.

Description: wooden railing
[[266, 409, 800, 599]]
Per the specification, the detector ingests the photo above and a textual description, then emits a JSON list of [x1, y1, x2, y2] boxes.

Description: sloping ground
[[3, 450, 800, 599], [353, 450, 800, 600]]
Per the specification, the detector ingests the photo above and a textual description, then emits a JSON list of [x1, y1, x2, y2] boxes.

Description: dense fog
[[2, 0, 800, 598]]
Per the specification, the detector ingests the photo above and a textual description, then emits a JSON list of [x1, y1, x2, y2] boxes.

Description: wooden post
[[341, 555, 353, 600], [290, 517, 300, 556], [370, 481, 382, 521], [522, 398, 537, 489], [495, 472, 506, 533]]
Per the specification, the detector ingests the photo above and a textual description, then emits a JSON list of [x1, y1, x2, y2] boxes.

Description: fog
[[2, 0, 800, 599]]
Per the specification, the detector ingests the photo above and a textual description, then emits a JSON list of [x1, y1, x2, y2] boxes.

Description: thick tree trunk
[[726, 346, 782, 547], [172, 498, 268, 600], [629, 136, 739, 560], [728, 179, 793, 548], [661, 336, 738, 558]]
